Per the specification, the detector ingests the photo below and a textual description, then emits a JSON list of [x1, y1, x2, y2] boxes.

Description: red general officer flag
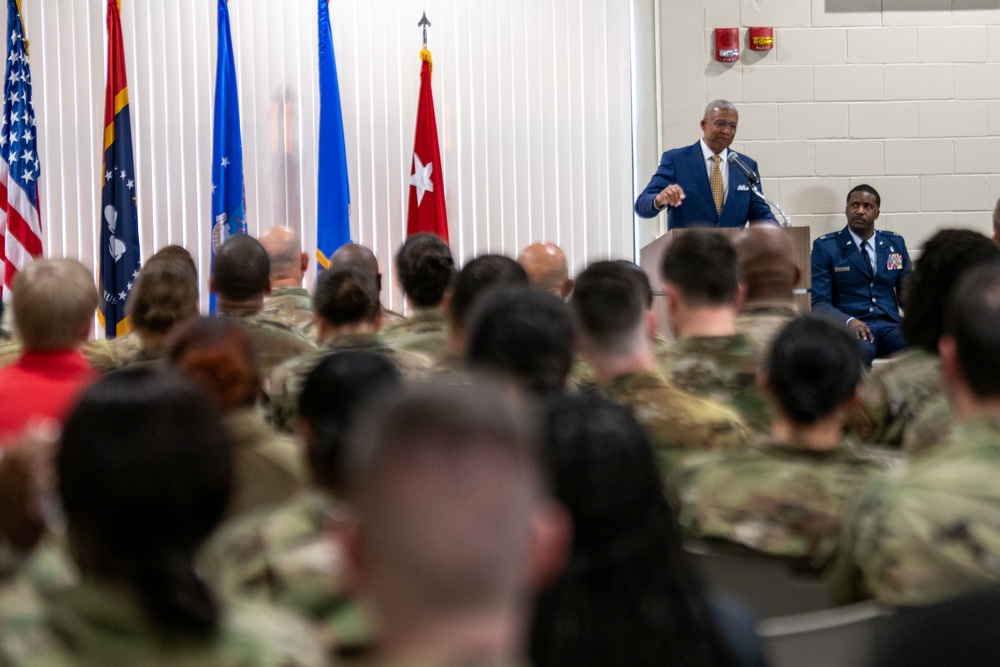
[[406, 47, 448, 242]]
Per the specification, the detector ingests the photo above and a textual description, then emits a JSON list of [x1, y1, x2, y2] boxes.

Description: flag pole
[[418, 12, 432, 73]]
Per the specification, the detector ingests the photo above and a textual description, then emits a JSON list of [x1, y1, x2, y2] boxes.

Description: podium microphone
[[727, 152, 759, 186]]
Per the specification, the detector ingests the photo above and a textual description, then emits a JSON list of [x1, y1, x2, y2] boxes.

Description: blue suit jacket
[[811, 227, 911, 324], [634, 141, 777, 228]]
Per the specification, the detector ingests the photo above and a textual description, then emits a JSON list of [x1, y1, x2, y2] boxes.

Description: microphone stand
[[749, 185, 792, 228]]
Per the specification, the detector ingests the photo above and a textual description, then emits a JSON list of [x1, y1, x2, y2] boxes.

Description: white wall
[[10, 0, 639, 322], [655, 0, 1000, 250]]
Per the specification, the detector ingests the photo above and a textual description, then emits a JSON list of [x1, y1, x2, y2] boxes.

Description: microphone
[[727, 152, 759, 186]]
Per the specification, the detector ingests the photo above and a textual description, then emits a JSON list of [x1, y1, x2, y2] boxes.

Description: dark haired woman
[[675, 315, 891, 568], [0, 368, 325, 665]]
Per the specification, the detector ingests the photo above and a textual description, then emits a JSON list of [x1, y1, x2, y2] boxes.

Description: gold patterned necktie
[[710, 154, 724, 214]]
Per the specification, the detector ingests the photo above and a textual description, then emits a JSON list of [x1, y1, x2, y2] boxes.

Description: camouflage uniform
[[902, 396, 953, 459], [380, 306, 448, 366], [571, 334, 672, 394], [201, 491, 371, 658], [219, 310, 317, 379], [598, 371, 752, 480], [828, 416, 1000, 606], [734, 301, 798, 358], [223, 406, 308, 520], [848, 348, 942, 447], [657, 333, 771, 432], [264, 333, 430, 433], [0, 579, 328, 666], [380, 306, 407, 330], [675, 437, 890, 567], [261, 286, 318, 342]]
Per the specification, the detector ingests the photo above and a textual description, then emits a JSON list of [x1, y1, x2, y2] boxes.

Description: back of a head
[[314, 266, 380, 327], [733, 224, 798, 301], [767, 315, 861, 425], [330, 243, 380, 286], [298, 350, 403, 493], [532, 393, 730, 667], [902, 229, 1000, 353], [166, 316, 260, 410], [129, 261, 199, 336], [615, 260, 654, 309], [12, 258, 98, 351], [258, 226, 303, 281], [518, 242, 570, 296], [148, 244, 198, 282], [570, 261, 645, 353], [212, 234, 270, 301], [943, 263, 1000, 399], [449, 254, 529, 329], [660, 230, 740, 308], [396, 233, 455, 308], [59, 367, 232, 635], [466, 286, 575, 395], [346, 380, 542, 617]]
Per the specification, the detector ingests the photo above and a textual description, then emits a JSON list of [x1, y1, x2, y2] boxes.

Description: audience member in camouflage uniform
[[169, 317, 307, 520], [328, 242, 407, 329], [733, 224, 800, 356], [212, 234, 316, 377], [676, 316, 888, 568], [658, 230, 770, 432], [265, 266, 429, 432], [381, 232, 455, 363], [340, 381, 566, 667], [0, 369, 326, 666], [517, 241, 574, 299], [202, 351, 404, 662], [829, 265, 1000, 606], [571, 261, 751, 480], [849, 229, 1000, 447], [434, 255, 529, 377], [258, 226, 319, 341], [466, 286, 575, 396]]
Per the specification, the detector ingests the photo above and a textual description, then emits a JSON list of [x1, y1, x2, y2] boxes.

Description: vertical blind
[[13, 0, 635, 321]]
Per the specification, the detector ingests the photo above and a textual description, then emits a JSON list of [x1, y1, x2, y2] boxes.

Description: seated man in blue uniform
[[811, 184, 911, 367], [634, 99, 776, 229]]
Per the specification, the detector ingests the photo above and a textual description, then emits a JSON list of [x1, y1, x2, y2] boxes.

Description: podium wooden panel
[[638, 226, 811, 337]]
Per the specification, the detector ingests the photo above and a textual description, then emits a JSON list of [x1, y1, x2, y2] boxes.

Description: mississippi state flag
[[406, 47, 448, 242], [0, 0, 42, 299]]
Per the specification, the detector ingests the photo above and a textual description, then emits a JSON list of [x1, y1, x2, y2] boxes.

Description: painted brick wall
[[655, 0, 1000, 250]]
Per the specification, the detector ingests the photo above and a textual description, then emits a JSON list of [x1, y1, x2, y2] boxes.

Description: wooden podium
[[638, 226, 811, 336]]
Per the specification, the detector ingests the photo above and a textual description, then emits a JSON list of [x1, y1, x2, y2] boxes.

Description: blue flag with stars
[[315, 0, 351, 270], [211, 0, 246, 308], [98, 0, 140, 338]]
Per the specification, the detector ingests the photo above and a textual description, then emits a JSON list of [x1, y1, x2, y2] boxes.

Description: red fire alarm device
[[749, 27, 774, 51], [715, 28, 740, 63]]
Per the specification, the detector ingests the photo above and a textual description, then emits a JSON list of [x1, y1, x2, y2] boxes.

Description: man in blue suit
[[634, 100, 776, 228], [811, 184, 911, 367]]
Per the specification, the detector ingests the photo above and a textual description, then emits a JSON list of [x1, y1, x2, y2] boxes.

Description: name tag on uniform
[[737, 184, 750, 191], [834, 266, 850, 272], [887, 253, 903, 270]]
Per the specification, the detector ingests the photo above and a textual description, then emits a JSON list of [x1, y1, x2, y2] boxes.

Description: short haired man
[[340, 381, 568, 666], [258, 226, 316, 341], [381, 233, 455, 362], [811, 184, 911, 367], [830, 264, 1000, 606], [634, 100, 777, 229], [572, 260, 751, 478], [733, 224, 800, 356], [212, 234, 316, 376], [993, 198, 1000, 248], [437, 254, 529, 373], [517, 242, 573, 299], [0, 259, 99, 442], [658, 230, 770, 432], [329, 242, 407, 329]]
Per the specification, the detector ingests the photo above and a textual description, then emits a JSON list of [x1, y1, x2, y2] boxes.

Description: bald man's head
[[330, 243, 381, 292], [517, 242, 573, 299], [259, 226, 308, 287], [734, 224, 800, 303]]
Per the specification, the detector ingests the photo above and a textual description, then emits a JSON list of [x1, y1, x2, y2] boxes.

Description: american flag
[[0, 0, 41, 299]]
